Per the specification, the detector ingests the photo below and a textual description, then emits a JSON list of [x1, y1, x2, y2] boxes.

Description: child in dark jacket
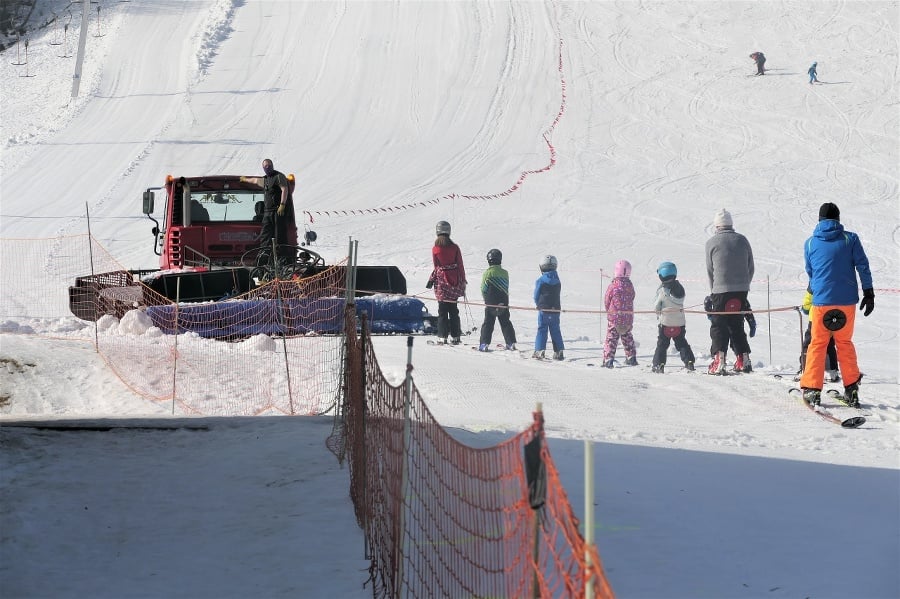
[[479, 248, 517, 351], [533, 255, 564, 360], [651, 261, 696, 373], [603, 259, 637, 367]]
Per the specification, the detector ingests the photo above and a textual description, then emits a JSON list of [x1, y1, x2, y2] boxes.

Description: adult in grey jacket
[[705, 208, 755, 374]]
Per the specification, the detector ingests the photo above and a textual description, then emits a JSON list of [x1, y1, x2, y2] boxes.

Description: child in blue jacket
[[808, 61, 819, 84], [533, 255, 565, 360]]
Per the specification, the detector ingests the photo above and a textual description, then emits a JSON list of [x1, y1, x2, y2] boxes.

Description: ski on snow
[[471, 344, 518, 353], [788, 388, 866, 429], [518, 350, 569, 363], [824, 388, 871, 412], [426, 340, 459, 347]]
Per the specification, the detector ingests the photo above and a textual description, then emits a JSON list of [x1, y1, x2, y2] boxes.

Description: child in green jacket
[[478, 249, 517, 351]]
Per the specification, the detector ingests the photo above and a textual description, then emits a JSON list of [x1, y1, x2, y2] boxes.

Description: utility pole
[[70, 0, 90, 98]]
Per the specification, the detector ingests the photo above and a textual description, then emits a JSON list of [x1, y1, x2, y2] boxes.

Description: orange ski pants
[[799, 304, 860, 390]]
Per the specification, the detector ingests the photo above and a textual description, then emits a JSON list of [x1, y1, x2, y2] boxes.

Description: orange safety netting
[[4, 235, 616, 596], [336, 313, 615, 598], [93, 264, 349, 416], [1, 235, 346, 416]]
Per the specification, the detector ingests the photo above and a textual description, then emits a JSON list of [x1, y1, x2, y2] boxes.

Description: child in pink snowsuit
[[603, 260, 638, 367]]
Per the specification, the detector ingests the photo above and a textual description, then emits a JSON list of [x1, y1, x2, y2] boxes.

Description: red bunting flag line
[[302, 34, 567, 225]]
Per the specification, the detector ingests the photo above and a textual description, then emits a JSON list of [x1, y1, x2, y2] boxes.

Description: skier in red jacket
[[427, 221, 467, 344]]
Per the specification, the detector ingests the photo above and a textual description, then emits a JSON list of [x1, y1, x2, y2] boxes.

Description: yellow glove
[[277, 204, 285, 216], [239, 176, 247, 183], [802, 290, 812, 314]]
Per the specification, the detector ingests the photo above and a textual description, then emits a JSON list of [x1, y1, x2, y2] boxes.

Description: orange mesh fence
[[339, 318, 615, 598], [1, 235, 347, 416], [5, 235, 616, 594], [0, 235, 126, 322]]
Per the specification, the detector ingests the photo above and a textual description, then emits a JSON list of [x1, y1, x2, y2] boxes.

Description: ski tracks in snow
[[41, 0, 241, 272], [371, 336, 898, 465]]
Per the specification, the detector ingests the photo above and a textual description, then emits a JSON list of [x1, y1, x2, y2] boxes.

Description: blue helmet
[[657, 261, 677, 280]]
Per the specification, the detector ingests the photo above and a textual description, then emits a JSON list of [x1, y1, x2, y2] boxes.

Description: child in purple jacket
[[603, 260, 638, 367]]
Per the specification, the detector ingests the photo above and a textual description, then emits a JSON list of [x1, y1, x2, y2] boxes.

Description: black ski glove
[[704, 295, 714, 321], [426, 278, 434, 289], [859, 288, 874, 317], [745, 312, 756, 337]]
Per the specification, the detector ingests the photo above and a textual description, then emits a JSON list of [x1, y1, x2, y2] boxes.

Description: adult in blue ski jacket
[[800, 202, 874, 408], [805, 214, 872, 306]]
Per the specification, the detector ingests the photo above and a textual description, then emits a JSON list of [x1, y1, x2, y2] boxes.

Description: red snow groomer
[[67, 174, 422, 336]]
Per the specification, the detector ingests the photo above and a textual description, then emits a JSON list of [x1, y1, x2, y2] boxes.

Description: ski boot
[[552, 351, 565, 361], [684, 361, 695, 372], [802, 388, 821, 406], [532, 350, 545, 360], [826, 369, 840, 383], [505, 343, 516, 351], [651, 364, 664, 374], [478, 343, 489, 352], [708, 351, 725, 375], [602, 359, 614, 369], [733, 352, 752, 373], [450, 337, 461, 345], [843, 380, 861, 408], [624, 356, 638, 366]]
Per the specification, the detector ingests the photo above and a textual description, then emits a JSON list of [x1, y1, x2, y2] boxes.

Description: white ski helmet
[[435, 220, 451, 236], [539, 254, 558, 272]]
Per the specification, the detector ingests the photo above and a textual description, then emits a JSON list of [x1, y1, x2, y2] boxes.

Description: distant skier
[[651, 262, 695, 373], [602, 259, 637, 368], [750, 51, 766, 75], [532, 255, 564, 360], [478, 248, 517, 351], [807, 61, 819, 84]]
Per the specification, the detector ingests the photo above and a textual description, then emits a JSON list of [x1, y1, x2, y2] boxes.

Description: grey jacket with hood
[[705, 227, 754, 293]]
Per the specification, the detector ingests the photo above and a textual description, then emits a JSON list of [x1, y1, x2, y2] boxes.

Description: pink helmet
[[614, 259, 632, 277]]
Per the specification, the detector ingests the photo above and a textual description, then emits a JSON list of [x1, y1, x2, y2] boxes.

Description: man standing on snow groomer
[[241, 158, 290, 262]]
